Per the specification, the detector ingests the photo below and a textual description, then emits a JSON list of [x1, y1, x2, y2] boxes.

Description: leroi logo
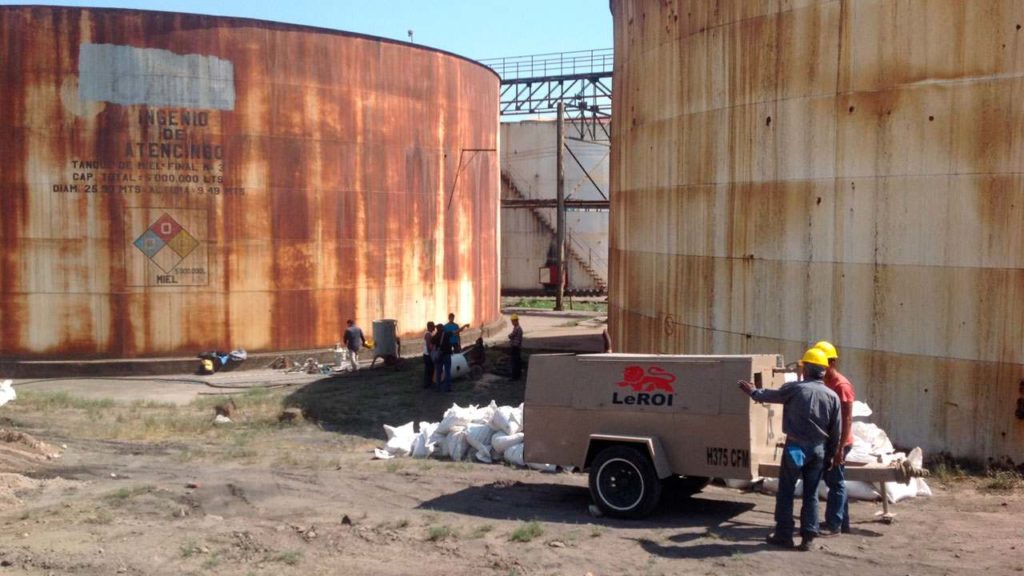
[[612, 366, 676, 406]]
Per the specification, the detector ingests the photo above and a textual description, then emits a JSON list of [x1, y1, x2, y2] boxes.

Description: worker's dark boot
[[797, 535, 815, 551], [765, 533, 794, 548]]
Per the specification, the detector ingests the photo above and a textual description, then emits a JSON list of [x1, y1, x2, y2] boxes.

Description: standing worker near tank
[[737, 347, 840, 551], [507, 314, 524, 380], [442, 312, 469, 353], [342, 319, 365, 372], [815, 340, 857, 536], [422, 322, 437, 388]]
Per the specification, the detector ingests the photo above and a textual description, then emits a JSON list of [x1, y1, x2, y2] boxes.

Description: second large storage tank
[[609, 0, 1024, 461]]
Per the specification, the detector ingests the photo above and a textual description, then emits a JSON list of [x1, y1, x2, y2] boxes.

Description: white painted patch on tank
[[78, 43, 235, 110]]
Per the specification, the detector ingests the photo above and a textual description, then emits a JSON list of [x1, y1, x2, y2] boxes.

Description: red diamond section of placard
[[168, 229, 199, 259], [149, 213, 182, 242]]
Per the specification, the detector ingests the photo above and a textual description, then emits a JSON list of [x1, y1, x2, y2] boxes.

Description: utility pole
[[555, 101, 566, 311]]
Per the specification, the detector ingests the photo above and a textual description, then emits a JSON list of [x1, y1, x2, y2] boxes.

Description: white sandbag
[[760, 478, 825, 499], [724, 478, 757, 489], [913, 477, 932, 497], [474, 449, 493, 464], [885, 480, 918, 503], [0, 379, 15, 407], [490, 405, 522, 435], [907, 447, 923, 468], [471, 401, 498, 426], [514, 403, 524, 431], [504, 443, 525, 467], [447, 430, 469, 461], [412, 421, 439, 459], [384, 421, 415, 440], [436, 404, 472, 435], [411, 434, 428, 458], [527, 462, 557, 473], [383, 420, 416, 457], [850, 422, 895, 458], [852, 400, 873, 418], [491, 432, 525, 453], [373, 448, 395, 460], [432, 433, 450, 458], [465, 423, 495, 455], [385, 435, 414, 457], [844, 480, 880, 501]]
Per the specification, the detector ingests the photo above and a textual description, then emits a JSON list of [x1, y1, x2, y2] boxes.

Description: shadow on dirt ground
[[418, 479, 757, 528], [283, 349, 527, 439]]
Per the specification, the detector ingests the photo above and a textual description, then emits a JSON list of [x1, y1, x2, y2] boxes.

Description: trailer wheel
[[662, 475, 710, 497], [588, 445, 662, 519]]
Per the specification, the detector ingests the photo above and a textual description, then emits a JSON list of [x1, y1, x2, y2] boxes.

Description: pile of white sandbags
[[374, 401, 554, 470], [761, 401, 932, 503], [0, 380, 15, 408]]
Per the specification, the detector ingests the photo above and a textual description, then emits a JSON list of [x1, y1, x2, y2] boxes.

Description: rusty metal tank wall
[[609, 0, 1024, 461], [0, 6, 499, 359]]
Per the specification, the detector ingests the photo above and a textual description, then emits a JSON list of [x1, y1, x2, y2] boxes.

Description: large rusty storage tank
[[0, 7, 499, 360], [610, 1, 1023, 461]]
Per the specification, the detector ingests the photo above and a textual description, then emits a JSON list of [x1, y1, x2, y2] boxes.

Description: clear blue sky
[[0, 1, 612, 60]]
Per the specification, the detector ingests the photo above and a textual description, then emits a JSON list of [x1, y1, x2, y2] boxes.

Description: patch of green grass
[[378, 518, 410, 530], [16, 390, 115, 411], [930, 459, 968, 483], [466, 524, 493, 539], [202, 551, 223, 569], [505, 297, 607, 313], [427, 525, 457, 542], [983, 469, 1024, 491], [104, 485, 155, 504], [509, 521, 544, 543], [266, 550, 302, 566], [180, 540, 201, 558]]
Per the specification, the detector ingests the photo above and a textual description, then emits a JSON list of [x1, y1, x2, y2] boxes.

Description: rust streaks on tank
[[0, 6, 499, 359], [610, 0, 1024, 461]]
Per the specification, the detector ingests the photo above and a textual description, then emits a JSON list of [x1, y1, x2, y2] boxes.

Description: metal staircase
[[501, 171, 607, 293]]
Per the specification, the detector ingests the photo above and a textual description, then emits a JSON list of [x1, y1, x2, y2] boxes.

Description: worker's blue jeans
[[775, 440, 826, 540], [824, 445, 853, 532], [439, 354, 452, 392]]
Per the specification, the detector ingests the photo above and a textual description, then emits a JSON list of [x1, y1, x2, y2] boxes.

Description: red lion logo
[[617, 365, 676, 393]]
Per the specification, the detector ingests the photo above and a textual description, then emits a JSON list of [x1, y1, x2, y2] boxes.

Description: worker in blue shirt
[[738, 347, 841, 551]]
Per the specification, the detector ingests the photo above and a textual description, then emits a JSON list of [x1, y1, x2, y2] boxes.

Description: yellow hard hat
[[801, 347, 830, 368], [510, 314, 519, 321], [814, 340, 838, 360]]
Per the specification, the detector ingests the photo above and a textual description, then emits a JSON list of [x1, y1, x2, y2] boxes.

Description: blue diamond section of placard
[[134, 229, 165, 258]]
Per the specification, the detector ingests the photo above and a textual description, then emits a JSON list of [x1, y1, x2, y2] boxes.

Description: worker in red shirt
[[815, 340, 856, 535]]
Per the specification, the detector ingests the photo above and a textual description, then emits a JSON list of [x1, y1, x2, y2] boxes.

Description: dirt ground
[[1, 319, 1022, 575]]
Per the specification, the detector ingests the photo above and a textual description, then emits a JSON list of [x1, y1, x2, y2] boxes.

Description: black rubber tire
[[661, 475, 711, 497], [588, 445, 662, 519]]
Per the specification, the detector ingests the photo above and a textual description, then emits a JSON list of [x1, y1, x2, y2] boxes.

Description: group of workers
[[419, 313, 470, 392], [738, 340, 857, 552], [420, 313, 524, 391]]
